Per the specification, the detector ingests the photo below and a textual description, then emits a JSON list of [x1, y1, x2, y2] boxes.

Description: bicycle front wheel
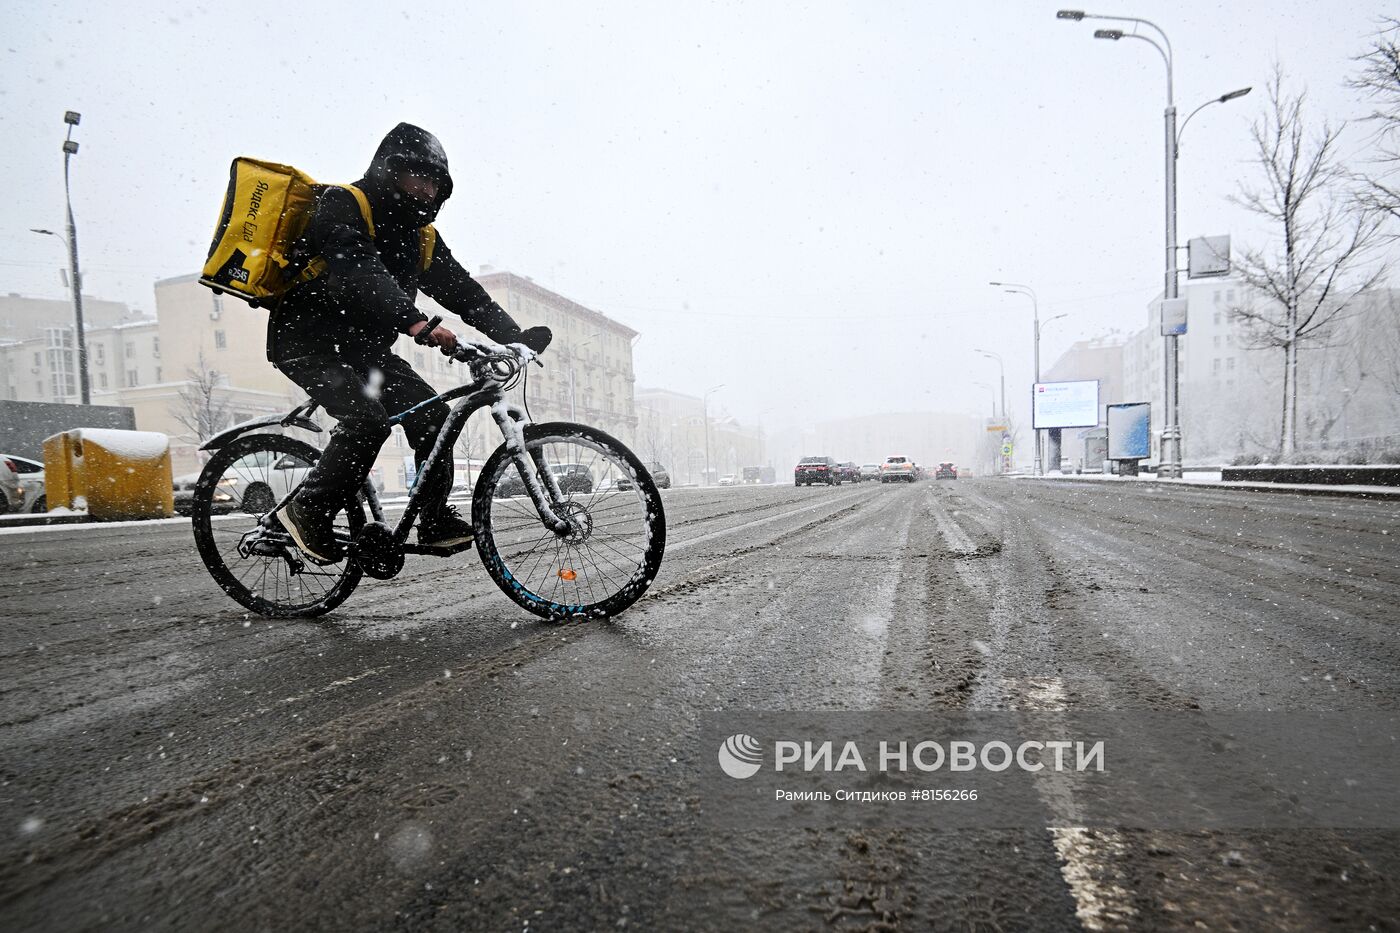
[[472, 422, 666, 621]]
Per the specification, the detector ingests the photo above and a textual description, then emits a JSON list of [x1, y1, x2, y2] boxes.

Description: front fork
[[491, 401, 571, 535]]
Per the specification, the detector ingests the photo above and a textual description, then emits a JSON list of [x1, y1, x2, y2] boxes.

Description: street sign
[[986, 424, 1008, 433], [1032, 380, 1100, 430], [1160, 297, 1188, 336], [1000, 443, 1013, 456], [1188, 234, 1231, 278]]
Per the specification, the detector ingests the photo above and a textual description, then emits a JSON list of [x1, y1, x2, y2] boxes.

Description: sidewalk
[[1011, 470, 1400, 501]]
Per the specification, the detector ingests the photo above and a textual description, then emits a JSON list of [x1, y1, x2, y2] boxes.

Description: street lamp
[[973, 349, 1008, 473], [972, 349, 1005, 421], [989, 281, 1046, 474], [56, 110, 90, 404], [1057, 11, 1250, 477], [703, 384, 724, 487], [567, 331, 602, 420]]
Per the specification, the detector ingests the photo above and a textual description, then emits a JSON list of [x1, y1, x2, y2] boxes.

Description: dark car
[[617, 461, 670, 491], [794, 456, 839, 486], [494, 462, 594, 498], [935, 462, 958, 480], [836, 461, 861, 483]]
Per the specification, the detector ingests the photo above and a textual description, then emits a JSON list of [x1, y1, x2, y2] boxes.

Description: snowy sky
[[2, 1, 1392, 433]]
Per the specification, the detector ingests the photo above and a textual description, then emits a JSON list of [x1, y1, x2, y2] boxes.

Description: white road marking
[[925, 490, 1138, 931]]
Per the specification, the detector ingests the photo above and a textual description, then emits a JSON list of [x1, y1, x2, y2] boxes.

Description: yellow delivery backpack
[[199, 158, 436, 308]]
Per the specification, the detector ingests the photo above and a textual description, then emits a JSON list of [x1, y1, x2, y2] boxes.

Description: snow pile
[[77, 428, 169, 460]]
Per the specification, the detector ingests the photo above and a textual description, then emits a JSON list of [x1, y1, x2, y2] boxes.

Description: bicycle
[[188, 316, 666, 621]]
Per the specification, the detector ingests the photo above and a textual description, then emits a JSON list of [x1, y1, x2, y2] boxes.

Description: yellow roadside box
[[42, 429, 175, 521]]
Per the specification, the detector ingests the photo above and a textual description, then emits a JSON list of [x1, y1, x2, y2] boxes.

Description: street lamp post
[[31, 112, 90, 404], [567, 331, 602, 421], [974, 349, 1007, 473], [61, 111, 89, 405], [703, 384, 724, 487], [1057, 10, 1250, 478], [973, 349, 1006, 421], [989, 281, 1043, 474]]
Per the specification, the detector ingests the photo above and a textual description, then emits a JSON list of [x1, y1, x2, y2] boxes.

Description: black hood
[[359, 122, 454, 225]]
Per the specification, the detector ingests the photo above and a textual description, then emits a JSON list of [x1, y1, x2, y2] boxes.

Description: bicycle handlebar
[[412, 313, 540, 381]]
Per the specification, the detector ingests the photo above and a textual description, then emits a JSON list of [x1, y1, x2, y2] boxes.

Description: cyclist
[[268, 122, 551, 564]]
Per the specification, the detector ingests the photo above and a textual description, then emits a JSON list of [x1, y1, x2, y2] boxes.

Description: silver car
[[1, 455, 47, 512]]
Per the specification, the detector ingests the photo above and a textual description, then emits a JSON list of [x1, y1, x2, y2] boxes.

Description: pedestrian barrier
[[42, 428, 174, 521]]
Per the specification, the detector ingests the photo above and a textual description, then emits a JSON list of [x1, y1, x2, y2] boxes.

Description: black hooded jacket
[[267, 123, 522, 362]]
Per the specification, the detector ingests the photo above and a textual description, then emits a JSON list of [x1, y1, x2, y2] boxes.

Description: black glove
[[517, 325, 552, 354]]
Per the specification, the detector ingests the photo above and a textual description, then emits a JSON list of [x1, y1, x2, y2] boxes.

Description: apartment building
[[2, 270, 645, 487]]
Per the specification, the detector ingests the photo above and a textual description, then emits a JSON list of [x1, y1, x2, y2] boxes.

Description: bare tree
[[1228, 67, 1388, 455], [1348, 16, 1400, 233], [170, 350, 231, 443]]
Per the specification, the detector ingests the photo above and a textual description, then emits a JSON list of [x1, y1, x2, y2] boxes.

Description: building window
[[153, 337, 160, 358], [98, 373, 108, 390], [126, 369, 139, 387], [1212, 358, 1221, 374], [1213, 311, 1221, 326], [214, 330, 227, 350], [36, 381, 43, 395], [1226, 357, 1236, 371], [33, 352, 41, 367], [1213, 336, 1220, 347], [125, 341, 136, 358], [95, 344, 105, 365], [155, 367, 162, 382]]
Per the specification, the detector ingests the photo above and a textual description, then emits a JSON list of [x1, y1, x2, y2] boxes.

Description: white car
[[859, 463, 881, 481], [880, 455, 917, 483], [1, 454, 47, 512], [173, 446, 314, 515], [0, 458, 22, 513], [718, 474, 737, 486]]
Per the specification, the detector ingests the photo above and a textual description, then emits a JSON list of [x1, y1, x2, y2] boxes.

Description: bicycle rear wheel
[[190, 433, 364, 617], [472, 422, 666, 621]]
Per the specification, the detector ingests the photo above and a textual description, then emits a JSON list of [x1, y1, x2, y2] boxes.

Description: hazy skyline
[[4, 1, 1393, 435]]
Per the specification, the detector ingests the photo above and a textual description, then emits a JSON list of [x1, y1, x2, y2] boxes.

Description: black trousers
[[274, 348, 451, 514]]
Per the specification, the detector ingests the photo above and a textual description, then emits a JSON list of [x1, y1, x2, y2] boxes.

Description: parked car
[[718, 473, 737, 486], [0, 458, 23, 513], [794, 456, 839, 486], [935, 461, 958, 480], [1, 454, 46, 512], [880, 455, 917, 483], [496, 462, 594, 498], [174, 446, 313, 515], [617, 462, 670, 491], [859, 463, 881, 482]]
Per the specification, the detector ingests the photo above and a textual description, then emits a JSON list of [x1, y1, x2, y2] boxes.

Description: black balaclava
[[359, 123, 455, 226]]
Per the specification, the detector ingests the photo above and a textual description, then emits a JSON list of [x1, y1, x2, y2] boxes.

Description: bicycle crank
[[352, 521, 404, 580]]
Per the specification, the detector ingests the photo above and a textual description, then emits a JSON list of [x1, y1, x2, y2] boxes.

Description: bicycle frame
[[254, 362, 573, 551]]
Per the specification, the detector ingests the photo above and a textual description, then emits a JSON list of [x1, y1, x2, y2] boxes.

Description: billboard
[[1106, 402, 1152, 460], [1032, 380, 1100, 430]]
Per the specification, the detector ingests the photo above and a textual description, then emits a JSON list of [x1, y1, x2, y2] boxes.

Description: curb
[[1019, 475, 1400, 502]]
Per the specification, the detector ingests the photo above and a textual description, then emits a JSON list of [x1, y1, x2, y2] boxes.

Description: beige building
[[0, 292, 155, 403], [634, 386, 766, 485], [2, 270, 642, 489]]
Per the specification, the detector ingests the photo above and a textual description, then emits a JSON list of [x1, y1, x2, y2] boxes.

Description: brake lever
[[413, 315, 443, 346]]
